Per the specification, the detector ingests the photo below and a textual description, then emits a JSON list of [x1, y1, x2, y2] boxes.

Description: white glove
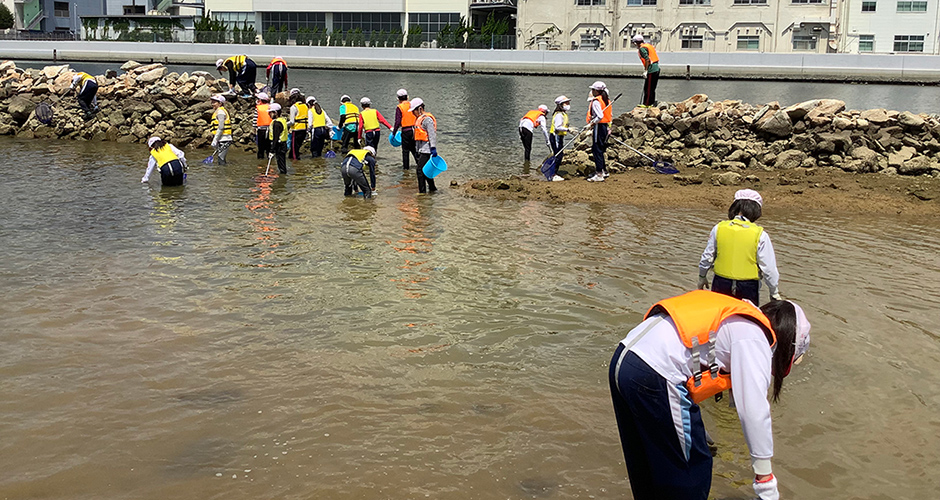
[[698, 275, 709, 290], [753, 475, 779, 500], [211, 139, 219, 148], [642, 71, 648, 78], [546, 141, 551, 148], [268, 152, 274, 159], [141, 176, 148, 183], [771, 290, 782, 301]]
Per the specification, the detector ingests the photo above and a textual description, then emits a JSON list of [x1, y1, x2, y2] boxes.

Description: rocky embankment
[[0, 60, 263, 149], [554, 94, 940, 182]]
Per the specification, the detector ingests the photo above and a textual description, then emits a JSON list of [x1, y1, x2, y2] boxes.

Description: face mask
[[563, 105, 571, 111]]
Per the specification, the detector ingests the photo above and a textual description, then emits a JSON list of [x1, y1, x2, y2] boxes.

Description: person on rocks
[[142, 137, 187, 187], [633, 34, 661, 108], [518, 104, 550, 162], [410, 98, 438, 194], [698, 189, 781, 305], [586, 81, 612, 182], [254, 92, 273, 160], [266, 57, 288, 95], [547, 95, 571, 182], [68, 72, 99, 120], [358, 97, 392, 153], [306, 96, 335, 158], [216, 55, 257, 96], [287, 88, 309, 161], [341, 145, 377, 199], [609, 290, 810, 500], [209, 94, 233, 165], [266, 103, 289, 175], [392, 88, 419, 170], [338, 95, 361, 153]]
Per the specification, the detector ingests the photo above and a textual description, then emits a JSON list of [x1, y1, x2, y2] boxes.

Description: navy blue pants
[[159, 159, 185, 187], [415, 153, 437, 194], [592, 123, 609, 175], [310, 126, 329, 157], [235, 59, 257, 95], [270, 64, 287, 95], [77, 81, 98, 114], [400, 127, 418, 170], [711, 275, 760, 305], [364, 129, 381, 150], [290, 129, 307, 160], [609, 345, 712, 500]]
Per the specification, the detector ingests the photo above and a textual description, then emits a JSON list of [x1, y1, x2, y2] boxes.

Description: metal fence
[[0, 31, 80, 41]]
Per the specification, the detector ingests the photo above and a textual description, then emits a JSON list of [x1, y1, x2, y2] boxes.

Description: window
[[862, 1, 877, 10], [737, 35, 759, 50], [408, 13, 461, 42], [580, 33, 601, 49], [894, 34, 925, 51], [733, 0, 768, 4], [576, 0, 606, 4], [260, 12, 327, 35], [792, 35, 817, 50], [53, 1, 69, 18], [214, 12, 257, 29], [626, 0, 657, 4], [791, 0, 825, 3], [334, 13, 403, 33], [859, 34, 875, 51], [681, 34, 704, 49], [897, 1, 927, 11], [680, 0, 711, 4], [123, 5, 145, 15]]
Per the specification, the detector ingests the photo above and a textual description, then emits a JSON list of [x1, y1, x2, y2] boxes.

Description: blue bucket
[[388, 131, 402, 147], [422, 155, 448, 179], [331, 126, 342, 141]]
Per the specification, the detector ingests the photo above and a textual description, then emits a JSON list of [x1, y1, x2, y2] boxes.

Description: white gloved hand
[[642, 71, 648, 78], [771, 291, 782, 301], [211, 140, 219, 148], [753, 475, 779, 500], [268, 152, 275, 159], [698, 275, 709, 290], [546, 141, 551, 148], [141, 176, 148, 183]]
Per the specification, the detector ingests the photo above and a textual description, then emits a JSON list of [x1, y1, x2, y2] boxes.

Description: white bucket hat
[[538, 104, 549, 113], [554, 95, 570, 105], [215, 58, 225, 69], [360, 97, 371, 105], [409, 97, 424, 111], [396, 88, 408, 97], [210, 94, 225, 103], [590, 81, 607, 91], [633, 34, 645, 43], [147, 137, 161, 148], [364, 146, 376, 156], [734, 188, 763, 207], [340, 95, 351, 102], [256, 92, 270, 102], [267, 103, 281, 112]]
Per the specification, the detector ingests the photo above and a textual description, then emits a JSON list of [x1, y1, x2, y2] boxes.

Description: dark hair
[[554, 102, 567, 114], [728, 199, 762, 222], [149, 139, 167, 150], [313, 102, 322, 114], [398, 95, 408, 101], [291, 93, 305, 104], [760, 300, 797, 403]]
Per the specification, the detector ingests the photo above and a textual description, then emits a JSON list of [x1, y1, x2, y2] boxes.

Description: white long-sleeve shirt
[[142, 144, 187, 183], [699, 215, 780, 295], [620, 314, 775, 475], [519, 114, 550, 143]]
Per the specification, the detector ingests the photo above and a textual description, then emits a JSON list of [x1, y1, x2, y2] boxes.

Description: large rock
[[900, 155, 934, 175], [153, 98, 179, 115], [850, 146, 881, 170], [0, 60, 15, 73], [123, 99, 154, 114], [131, 63, 163, 75], [8, 95, 35, 123], [121, 61, 142, 71], [191, 85, 212, 101], [774, 150, 806, 169], [888, 146, 917, 167], [783, 99, 819, 121], [136, 66, 167, 84], [898, 111, 925, 129], [757, 110, 793, 138], [42, 64, 69, 79], [805, 99, 845, 127], [859, 108, 890, 125], [714, 171, 742, 185]]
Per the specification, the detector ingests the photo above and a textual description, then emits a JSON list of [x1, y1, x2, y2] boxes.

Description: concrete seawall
[[2, 40, 940, 83]]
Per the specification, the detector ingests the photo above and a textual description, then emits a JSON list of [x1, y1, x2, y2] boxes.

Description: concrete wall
[[3, 40, 940, 81]]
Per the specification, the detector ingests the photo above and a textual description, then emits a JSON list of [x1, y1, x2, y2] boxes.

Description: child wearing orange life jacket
[[518, 105, 550, 162], [586, 81, 612, 182], [609, 290, 811, 500], [409, 98, 438, 194]]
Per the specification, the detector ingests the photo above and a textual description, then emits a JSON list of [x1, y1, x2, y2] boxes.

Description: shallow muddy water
[[1, 71, 939, 499]]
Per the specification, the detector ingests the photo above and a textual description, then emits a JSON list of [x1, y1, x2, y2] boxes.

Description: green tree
[[405, 24, 422, 47], [436, 24, 451, 48], [243, 21, 256, 44], [279, 24, 288, 45], [232, 24, 241, 44], [264, 26, 279, 45], [0, 3, 13, 30]]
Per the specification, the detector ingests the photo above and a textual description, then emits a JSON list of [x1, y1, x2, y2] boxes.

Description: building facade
[[839, 0, 940, 53], [517, 0, 837, 53]]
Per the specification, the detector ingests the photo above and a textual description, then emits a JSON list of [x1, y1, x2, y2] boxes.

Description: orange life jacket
[[256, 103, 272, 127], [268, 57, 288, 69], [645, 290, 776, 404], [521, 109, 543, 127], [399, 101, 416, 127], [414, 112, 437, 142], [586, 96, 612, 124], [638, 42, 659, 66]]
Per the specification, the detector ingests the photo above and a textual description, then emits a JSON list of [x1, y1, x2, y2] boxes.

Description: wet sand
[[459, 167, 940, 217]]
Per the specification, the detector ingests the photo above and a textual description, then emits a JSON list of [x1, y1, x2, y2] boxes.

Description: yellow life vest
[[150, 144, 179, 167], [310, 107, 327, 127], [346, 149, 370, 163], [645, 290, 776, 404], [550, 111, 569, 135], [361, 108, 381, 130], [268, 117, 289, 142], [78, 72, 95, 85], [225, 55, 247, 72], [713, 219, 763, 280], [341, 103, 360, 126], [210, 107, 232, 136], [292, 103, 309, 130]]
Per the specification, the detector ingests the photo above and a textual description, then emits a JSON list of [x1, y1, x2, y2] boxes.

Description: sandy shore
[[458, 167, 940, 217]]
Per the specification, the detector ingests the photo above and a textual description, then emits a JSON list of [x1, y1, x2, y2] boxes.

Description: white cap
[[632, 34, 645, 43], [396, 88, 408, 97], [71, 74, 82, 84], [341, 95, 351, 102], [409, 97, 424, 111], [210, 94, 225, 103], [360, 97, 371, 105], [538, 104, 549, 113], [306, 96, 316, 103], [791, 301, 811, 365], [364, 146, 376, 156], [554, 95, 570, 105], [215, 58, 224, 68], [256, 92, 269, 102], [267, 103, 281, 112], [734, 188, 763, 207], [147, 137, 161, 148], [289, 88, 300, 96], [590, 81, 607, 91]]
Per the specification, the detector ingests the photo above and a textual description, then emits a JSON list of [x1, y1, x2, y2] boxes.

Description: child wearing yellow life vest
[[305, 96, 334, 158], [142, 137, 187, 186], [547, 95, 571, 182], [68, 72, 99, 120], [358, 97, 392, 153], [216, 55, 257, 96], [266, 103, 289, 174], [609, 290, 811, 500], [287, 89, 309, 161], [341, 146, 377, 198], [209, 94, 233, 165], [338, 95, 361, 153], [698, 189, 781, 305]]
